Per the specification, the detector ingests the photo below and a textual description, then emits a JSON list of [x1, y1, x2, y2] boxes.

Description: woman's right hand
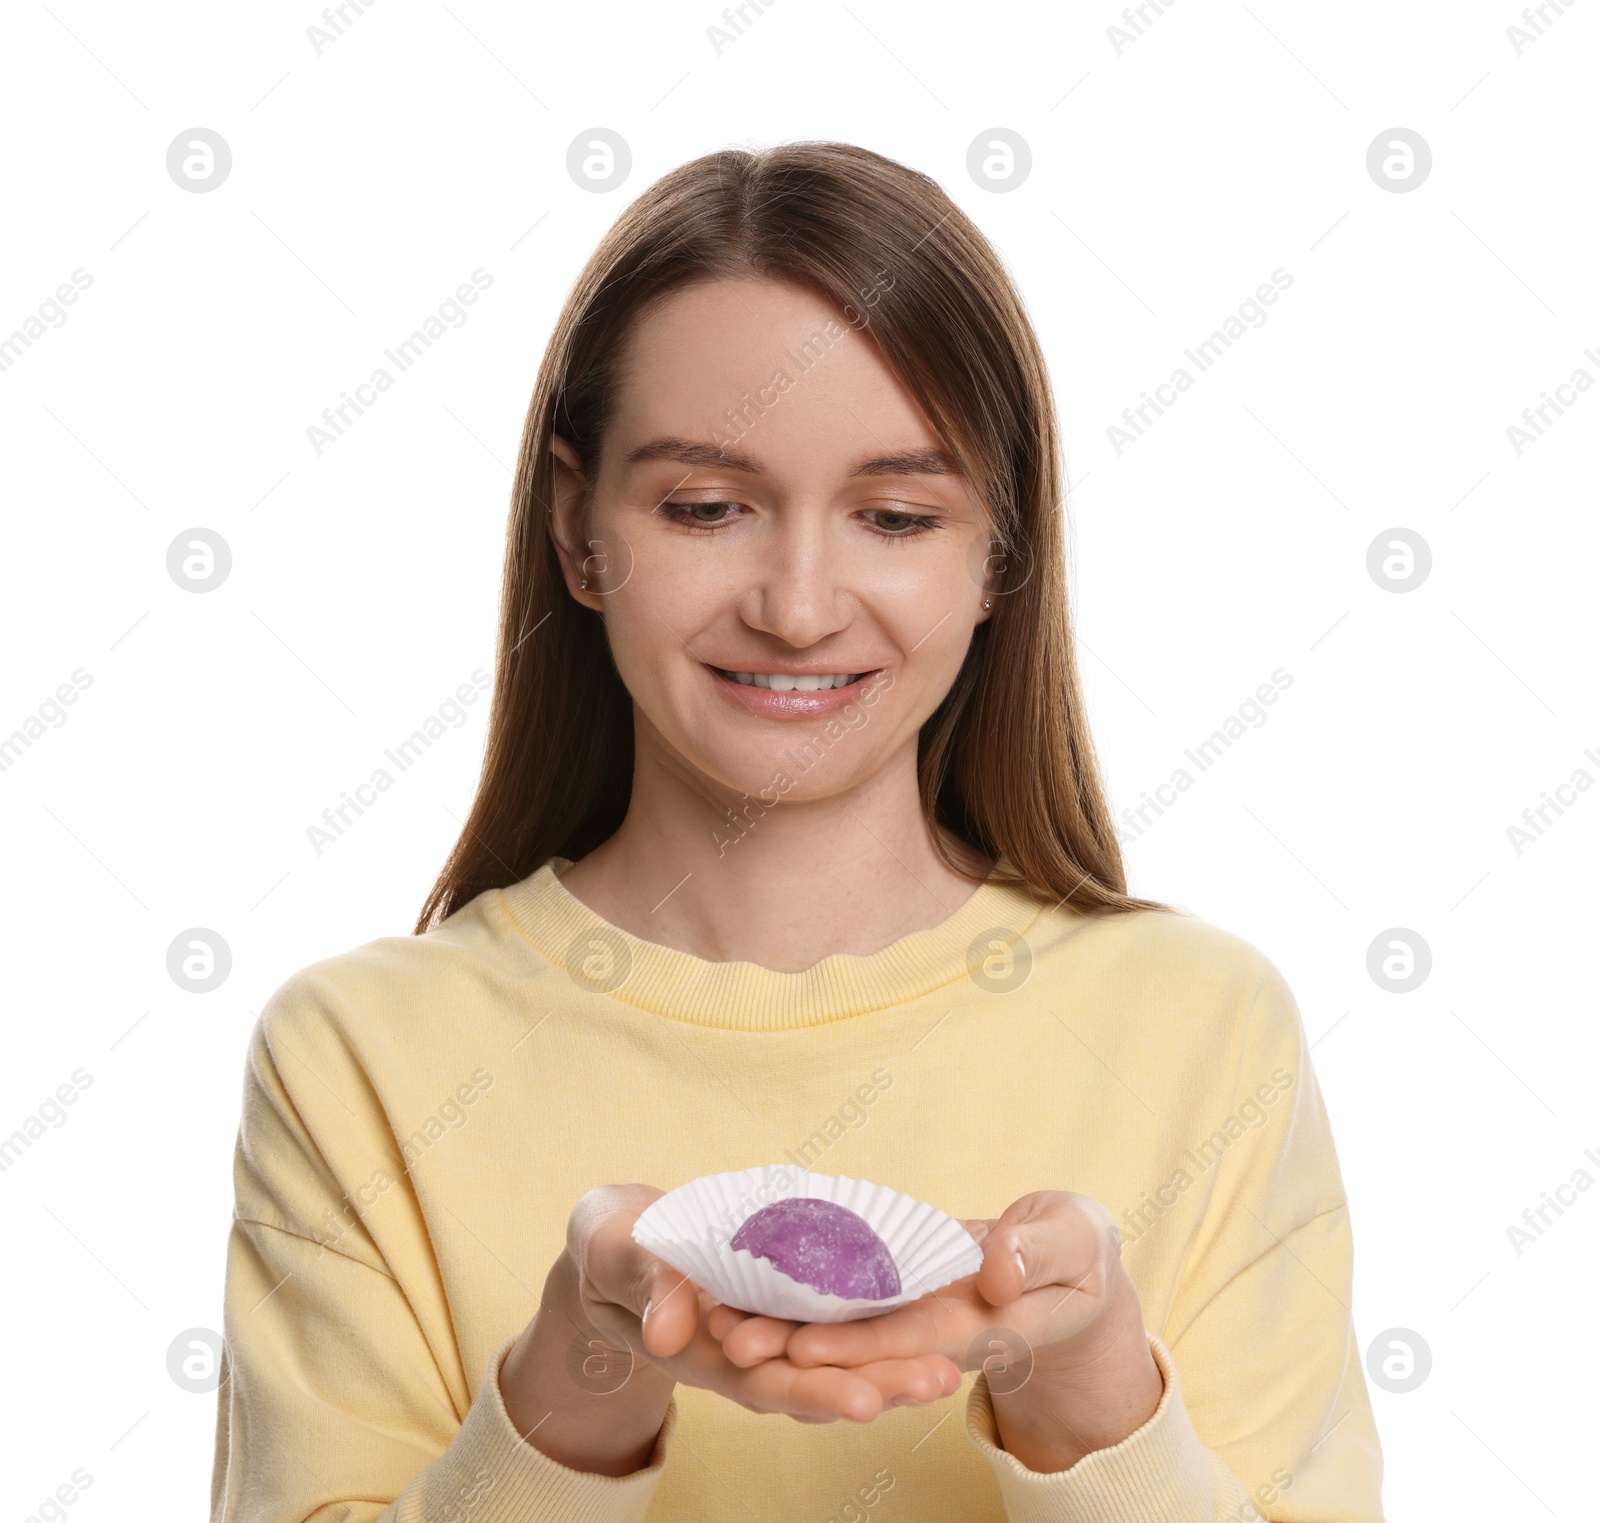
[[500, 1184, 963, 1476]]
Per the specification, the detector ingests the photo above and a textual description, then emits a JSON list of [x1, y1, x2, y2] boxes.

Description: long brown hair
[[415, 141, 1172, 933]]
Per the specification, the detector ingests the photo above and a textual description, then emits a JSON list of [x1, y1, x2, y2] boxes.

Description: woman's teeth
[[718, 669, 866, 691]]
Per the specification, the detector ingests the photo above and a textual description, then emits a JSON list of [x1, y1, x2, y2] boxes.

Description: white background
[[2, 1, 1595, 1517]]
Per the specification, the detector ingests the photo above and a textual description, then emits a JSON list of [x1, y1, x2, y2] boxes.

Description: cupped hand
[[560, 1184, 963, 1424], [705, 1189, 1161, 1462]]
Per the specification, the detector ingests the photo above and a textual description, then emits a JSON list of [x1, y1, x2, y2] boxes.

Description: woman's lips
[[704, 664, 882, 718]]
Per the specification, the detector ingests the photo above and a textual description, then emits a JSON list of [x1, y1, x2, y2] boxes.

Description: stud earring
[[579, 577, 590, 589], [982, 597, 992, 610]]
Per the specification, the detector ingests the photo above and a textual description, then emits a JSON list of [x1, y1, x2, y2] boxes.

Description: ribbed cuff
[[965, 1333, 1237, 1523], [416, 1337, 677, 1523]]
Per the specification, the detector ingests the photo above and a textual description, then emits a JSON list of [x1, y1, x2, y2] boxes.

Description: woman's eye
[[659, 501, 940, 537], [864, 507, 940, 537], [663, 501, 742, 531]]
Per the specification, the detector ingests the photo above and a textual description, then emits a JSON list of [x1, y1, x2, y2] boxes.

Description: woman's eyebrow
[[846, 447, 956, 478], [623, 437, 761, 472], [621, 437, 957, 478]]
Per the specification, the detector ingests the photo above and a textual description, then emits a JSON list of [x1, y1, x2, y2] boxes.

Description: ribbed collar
[[494, 854, 1048, 1032]]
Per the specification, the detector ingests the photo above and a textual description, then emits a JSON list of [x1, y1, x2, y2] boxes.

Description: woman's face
[[550, 275, 995, 808]]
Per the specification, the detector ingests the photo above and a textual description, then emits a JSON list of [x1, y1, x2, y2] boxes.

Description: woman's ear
[[975, 528, 1002, 625], [547, 433, 602, 608]]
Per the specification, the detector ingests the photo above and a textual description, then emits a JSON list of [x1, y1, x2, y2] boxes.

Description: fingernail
[[1014, 1249, 1026, 1282], [642, 1298, 654, 1323]]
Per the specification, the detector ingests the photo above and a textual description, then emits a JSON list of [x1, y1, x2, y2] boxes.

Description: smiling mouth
[[707, 666, 873, 691]]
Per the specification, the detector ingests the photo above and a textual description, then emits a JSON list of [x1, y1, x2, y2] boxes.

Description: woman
[[212, 141, 1385, 1521]]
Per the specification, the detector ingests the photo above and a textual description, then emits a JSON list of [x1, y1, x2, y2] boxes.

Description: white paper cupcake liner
[[631, 1164, 984, 1323]]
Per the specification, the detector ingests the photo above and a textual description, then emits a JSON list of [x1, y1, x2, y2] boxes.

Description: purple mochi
[[730, 1197, 901, 1300]]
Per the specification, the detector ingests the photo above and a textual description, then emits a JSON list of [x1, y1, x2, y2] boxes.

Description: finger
[[953, 1215, 1025, 1308], [787, 1297, 950, 1369], [974, 1234, 1031, 1309], [707, 1299, 793, 1343], [781, 1358, 958, 1420], [680, 1309, 961, 1423], [706, 1303, 752, 1342], [718, 1312, 803, 1368], [958, 1217, 995, 1247], [767, 1359, 887, 1423], [569, 1187, 706, 1359], [637, 1267, 703, 1359], [856, 1356, 965, 1406], [592, 1218, 707, 1358], [977, 1191, 1108, 1310]]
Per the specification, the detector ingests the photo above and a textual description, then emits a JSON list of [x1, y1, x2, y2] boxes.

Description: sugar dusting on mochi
[[729, 1196, 901, 1300]]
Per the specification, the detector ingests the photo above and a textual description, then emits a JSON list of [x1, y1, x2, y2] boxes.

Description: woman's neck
[[556, 739, 992, 973]]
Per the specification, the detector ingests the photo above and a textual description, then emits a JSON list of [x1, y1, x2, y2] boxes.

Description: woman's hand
[[500, 1184, 964, 1477], [707, 1190, 1164, 1473]]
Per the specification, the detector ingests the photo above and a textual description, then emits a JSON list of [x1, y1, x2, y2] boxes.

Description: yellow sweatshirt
[[212, 856, 1385, 1522]]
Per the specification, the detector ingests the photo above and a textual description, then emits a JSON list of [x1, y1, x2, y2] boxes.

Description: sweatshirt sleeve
[[211, 981, 680, 1523], [960, 956, 1386, 1522]]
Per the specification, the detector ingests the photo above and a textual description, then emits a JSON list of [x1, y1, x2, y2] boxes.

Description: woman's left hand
[[707, 1190, 1164, 1472]]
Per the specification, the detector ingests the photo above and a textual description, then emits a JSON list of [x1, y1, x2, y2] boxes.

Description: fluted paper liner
[[631, 1164, 984, 1323]]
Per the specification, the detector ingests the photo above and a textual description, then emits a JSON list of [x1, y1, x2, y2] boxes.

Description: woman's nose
[[737, 514, 855, 648]]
